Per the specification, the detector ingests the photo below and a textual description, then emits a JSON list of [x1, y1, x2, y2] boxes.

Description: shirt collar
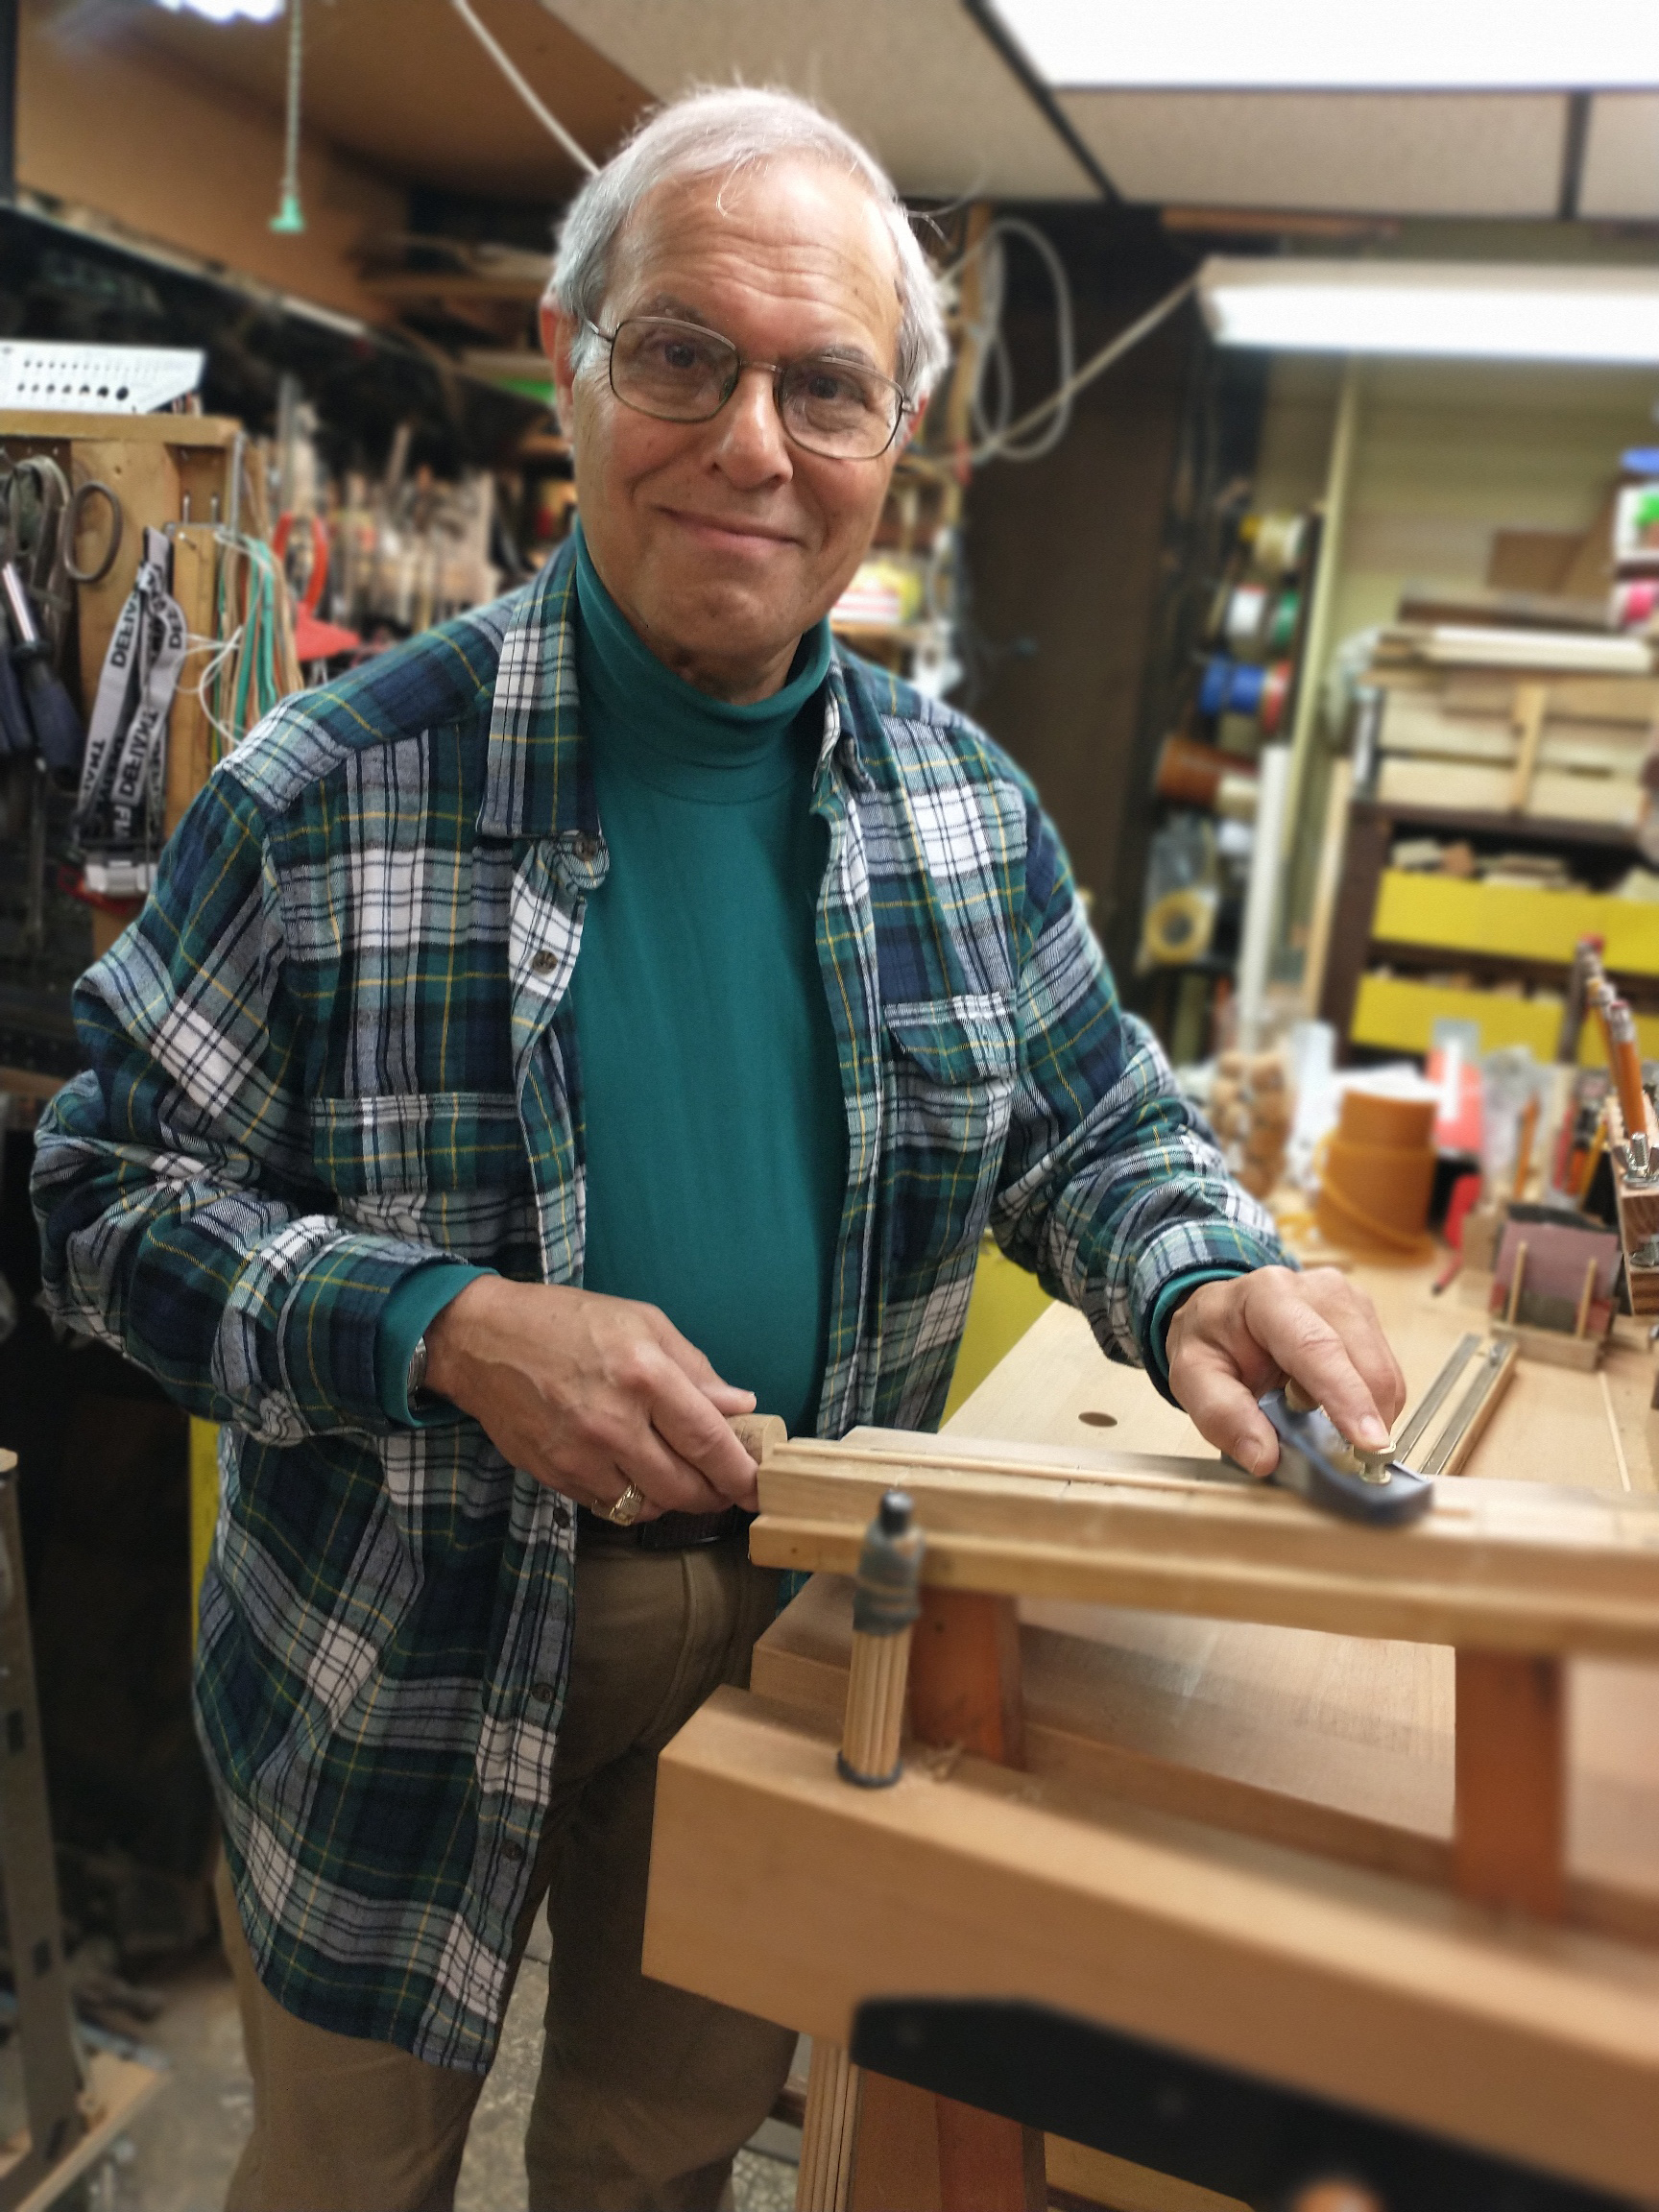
[[479, 535, 872, 846]]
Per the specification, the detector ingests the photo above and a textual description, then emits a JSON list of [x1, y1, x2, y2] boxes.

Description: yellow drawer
[[1352, 973, 1659, 1067], [1372, 872, 1659, 975], [1350, 974, 1564, 1057]]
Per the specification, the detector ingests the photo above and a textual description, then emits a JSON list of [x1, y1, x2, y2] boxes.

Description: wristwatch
[[405, 1333, 430, 1406]]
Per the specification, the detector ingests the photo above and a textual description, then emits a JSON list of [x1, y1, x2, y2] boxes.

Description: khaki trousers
[[218, 1538, 795, 2212]]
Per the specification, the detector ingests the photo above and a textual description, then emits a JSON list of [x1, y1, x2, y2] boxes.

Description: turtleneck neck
[[573, 522, 832, 801]]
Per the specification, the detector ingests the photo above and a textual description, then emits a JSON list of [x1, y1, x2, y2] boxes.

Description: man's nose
[[709, 364, 792, 484]]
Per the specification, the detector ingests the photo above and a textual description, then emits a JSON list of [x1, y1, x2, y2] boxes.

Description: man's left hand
[[1165, 1265, 1407, 1477]]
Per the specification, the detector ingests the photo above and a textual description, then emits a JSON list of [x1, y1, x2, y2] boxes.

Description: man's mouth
[[661, 509, 799, 552]]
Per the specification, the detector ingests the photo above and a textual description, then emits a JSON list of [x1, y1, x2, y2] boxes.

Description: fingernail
[[1358, 1417, 1389, 1449], [1249, 1439, 1276, 1477]]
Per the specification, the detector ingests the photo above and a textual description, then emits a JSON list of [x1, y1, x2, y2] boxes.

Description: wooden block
[[1455, 1651, 1565, 1919], [163, 523, 220, 836], [752, 1431, 1659, 1658], [848, 2071, 939, 2212], [1046, 2136, 1246, 2212], [1490, 1320, 1603, 1371], [934, 2094, 1045, 2212], [71, 438, 181, 716], [1507, 682, 1550, 812], [643, 1689, 1659, 2200], [910, 1588, 1024, 1767]]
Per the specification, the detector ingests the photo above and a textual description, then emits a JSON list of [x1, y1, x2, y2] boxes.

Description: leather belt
[[575, 1504, 749, 1552]]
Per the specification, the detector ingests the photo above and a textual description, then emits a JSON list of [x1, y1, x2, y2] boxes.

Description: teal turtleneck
[[564, 527, 845, 1436]]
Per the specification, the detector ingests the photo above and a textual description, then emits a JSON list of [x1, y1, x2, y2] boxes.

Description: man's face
[[545, 158, 910, 701]]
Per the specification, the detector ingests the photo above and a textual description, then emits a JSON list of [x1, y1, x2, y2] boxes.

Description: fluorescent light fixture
[[994, 0, 1659, 88], [1198, 259, 1659, 364], [152, 0, 285, 23]]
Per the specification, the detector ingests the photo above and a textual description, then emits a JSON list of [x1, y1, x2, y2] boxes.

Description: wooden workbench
[[645, 1251, 1659, 2206]]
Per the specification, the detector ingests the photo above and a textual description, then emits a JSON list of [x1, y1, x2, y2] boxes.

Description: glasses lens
[[611, 319, 735, 421], [780, 359, 901, 459]]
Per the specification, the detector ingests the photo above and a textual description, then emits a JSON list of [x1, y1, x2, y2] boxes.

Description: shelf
[[1353, 797, 1638, 852]]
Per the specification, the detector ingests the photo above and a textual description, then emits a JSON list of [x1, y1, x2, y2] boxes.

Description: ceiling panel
[[60, 0, 648, 200], [541, 0, 1098, 201], [1058, 90, 1570, 216], [1580, 94, 1659, 219]]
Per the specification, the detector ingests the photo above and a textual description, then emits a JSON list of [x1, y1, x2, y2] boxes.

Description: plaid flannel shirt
[[32, 539, 1283, 2071]]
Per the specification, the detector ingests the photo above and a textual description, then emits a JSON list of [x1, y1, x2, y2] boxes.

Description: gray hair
[[548, 85, 950, 404]]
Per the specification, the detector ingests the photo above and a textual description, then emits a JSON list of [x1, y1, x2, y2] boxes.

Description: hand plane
[[1257, 1382, 1434, 1526]]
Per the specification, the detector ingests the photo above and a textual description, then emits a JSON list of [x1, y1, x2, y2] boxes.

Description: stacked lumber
[[1367, 627, 1657, 826]]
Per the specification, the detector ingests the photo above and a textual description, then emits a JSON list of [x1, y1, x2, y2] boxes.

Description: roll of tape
[[1258, 660, 1292, 735], [1251, 512, 1306, 578], [1226, 661, 1266, 716], [1199, 656, 1231, 717], [1338, 1087, 1438, 1149], [1267, 589, 1301, 653], [1225, 584, 1268, 648], [1142, 886, 1216, 966]]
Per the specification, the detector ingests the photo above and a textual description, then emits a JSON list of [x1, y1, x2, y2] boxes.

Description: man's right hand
[[422, 1278, 760, 1520]]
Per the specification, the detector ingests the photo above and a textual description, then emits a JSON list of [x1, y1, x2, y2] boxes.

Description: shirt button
[[530, 1681, 555, 1702], [572, 833, 598, 862], [502, 1839, 525, 1863], [531, 950, 557, 975]]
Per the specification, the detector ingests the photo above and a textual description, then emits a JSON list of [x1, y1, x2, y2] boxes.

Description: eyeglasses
[[588, 315, 910, 462]]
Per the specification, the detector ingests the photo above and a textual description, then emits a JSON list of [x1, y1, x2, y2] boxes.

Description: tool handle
[[728, 1413, 786, 1465]]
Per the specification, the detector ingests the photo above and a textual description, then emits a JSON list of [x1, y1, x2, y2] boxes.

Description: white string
[[449, 0, 597, 175]]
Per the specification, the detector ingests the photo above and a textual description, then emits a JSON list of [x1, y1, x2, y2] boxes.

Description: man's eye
[[803, 369, 860, 403]]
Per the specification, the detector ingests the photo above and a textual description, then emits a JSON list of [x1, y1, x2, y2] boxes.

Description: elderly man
[[33, 84, 1402, 2212]]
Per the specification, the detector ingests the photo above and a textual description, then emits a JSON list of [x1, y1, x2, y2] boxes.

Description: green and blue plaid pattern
[[32, 540, 1283, 2070]]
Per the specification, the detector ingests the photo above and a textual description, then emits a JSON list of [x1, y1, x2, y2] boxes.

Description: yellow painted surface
[[1351, 973, 1564, 1057], [190, 1418, 219, 1633], [1352, 971, 1659, 1066], [941, 1238, 1052, 1422], [1373, 871, 1659, 974]]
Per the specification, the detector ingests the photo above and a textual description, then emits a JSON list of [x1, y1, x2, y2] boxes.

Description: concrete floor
[[81, 1936, 799, 2212]]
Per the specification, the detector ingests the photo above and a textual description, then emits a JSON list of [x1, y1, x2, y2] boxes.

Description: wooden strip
[[1434, 1339, 1519, 1474], [752, 1436, 1659, 1658], [643, 1690, 1659, 2200], [1455, 1652, 1565, 1919]]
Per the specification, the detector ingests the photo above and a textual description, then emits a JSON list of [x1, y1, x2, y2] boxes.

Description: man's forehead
[[605, 160, 902, 348]]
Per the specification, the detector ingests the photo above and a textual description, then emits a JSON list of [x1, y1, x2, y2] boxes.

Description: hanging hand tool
[[1257, 1382, 1433, 1526], [0, 564, 83, 780]]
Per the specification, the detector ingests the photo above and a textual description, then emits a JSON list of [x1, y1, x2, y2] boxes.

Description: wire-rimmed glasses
[[589, 316, 910, 462]]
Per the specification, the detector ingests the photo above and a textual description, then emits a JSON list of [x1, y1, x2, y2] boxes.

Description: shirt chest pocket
[[311, 1090, 535, 1262], [882, 996, 1019, 1270]]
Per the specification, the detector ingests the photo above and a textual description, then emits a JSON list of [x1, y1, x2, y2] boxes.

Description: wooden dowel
[[1575, 1255, 1599, 1339], [798, 2039, 861, 2212], [1505, 1239, 1528, 1326]]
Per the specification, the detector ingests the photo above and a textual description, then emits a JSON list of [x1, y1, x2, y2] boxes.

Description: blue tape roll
[[1227, 661, 1266, 715], [1198, 656, 1231, 717]]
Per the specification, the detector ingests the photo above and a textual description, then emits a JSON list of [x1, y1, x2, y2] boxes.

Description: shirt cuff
[[376, 1262, 493, 1426], [1145, 1265, 1249, 1401]]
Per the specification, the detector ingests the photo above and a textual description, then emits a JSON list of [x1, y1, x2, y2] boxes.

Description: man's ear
[[901, 393, 928, 452], [542, 301, 580, 437]]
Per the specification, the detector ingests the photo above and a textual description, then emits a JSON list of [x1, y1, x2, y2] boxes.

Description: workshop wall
[[961, 210, 1200, 967], [15, 0, 405, 325]]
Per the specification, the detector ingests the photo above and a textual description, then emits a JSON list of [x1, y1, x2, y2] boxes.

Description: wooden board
[[750, 1572, 1659, 1944], [750, 1430, 1659, 1658], [645, 1688, 1659, 2201], [0, 2053, 165, 2212]]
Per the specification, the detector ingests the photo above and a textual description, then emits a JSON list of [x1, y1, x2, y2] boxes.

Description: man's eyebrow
[[625, 297, 888, 372]]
